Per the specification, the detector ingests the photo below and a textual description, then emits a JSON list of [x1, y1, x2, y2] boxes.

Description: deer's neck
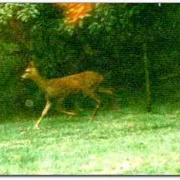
[[33, 73, 48, 91]]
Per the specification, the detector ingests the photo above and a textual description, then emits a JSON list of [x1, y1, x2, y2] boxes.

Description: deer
[[21, 61, 114, 129]]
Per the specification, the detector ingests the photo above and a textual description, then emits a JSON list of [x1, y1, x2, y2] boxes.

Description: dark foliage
[[0, 3, 179, 118]]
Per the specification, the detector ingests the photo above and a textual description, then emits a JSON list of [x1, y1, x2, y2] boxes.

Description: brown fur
[[22, 61, 113, 129]]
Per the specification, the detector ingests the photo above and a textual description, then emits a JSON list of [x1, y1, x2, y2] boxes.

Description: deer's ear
[[29, 61, 35, 67]]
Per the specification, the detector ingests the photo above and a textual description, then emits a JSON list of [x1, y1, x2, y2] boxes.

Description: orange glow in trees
[[53, 3, 96, 26]]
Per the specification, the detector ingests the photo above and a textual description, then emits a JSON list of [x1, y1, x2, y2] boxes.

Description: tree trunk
[[143, 42, 152, 112]]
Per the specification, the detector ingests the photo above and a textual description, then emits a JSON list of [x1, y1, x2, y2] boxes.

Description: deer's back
[[45, 71, 104, 98]]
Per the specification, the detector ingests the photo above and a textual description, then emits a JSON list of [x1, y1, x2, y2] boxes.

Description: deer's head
[[21, 61, 39, 80]]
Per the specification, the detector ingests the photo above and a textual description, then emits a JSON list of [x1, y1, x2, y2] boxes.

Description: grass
[[0, 103, 180, 175]]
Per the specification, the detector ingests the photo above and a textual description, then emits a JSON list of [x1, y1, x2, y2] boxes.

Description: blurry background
[[0, 3, 179, 120]]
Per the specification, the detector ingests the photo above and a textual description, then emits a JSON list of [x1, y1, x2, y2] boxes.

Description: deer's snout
[[21, 74, 26, 80], [21, 69, 30, 80], [21, 72, 28, 80]]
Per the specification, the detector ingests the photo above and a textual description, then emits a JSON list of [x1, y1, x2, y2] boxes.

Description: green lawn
[[0, 107, 180, 175]]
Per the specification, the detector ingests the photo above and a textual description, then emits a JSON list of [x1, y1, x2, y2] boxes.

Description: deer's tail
[[97, 87, 114, 96]]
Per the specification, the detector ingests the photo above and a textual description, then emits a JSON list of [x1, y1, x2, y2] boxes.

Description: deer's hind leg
[[85, 89, 101, 121], [98, 87, 120, 111]]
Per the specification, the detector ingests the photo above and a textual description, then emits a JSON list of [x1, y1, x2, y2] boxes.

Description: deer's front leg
[[34, 100, 52, 129]]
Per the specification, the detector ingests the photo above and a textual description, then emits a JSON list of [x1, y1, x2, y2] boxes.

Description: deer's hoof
[[34, 125, 40, 129]]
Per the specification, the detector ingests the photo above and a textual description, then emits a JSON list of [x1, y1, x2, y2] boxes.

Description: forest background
[[0, 3, 179, 120]]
